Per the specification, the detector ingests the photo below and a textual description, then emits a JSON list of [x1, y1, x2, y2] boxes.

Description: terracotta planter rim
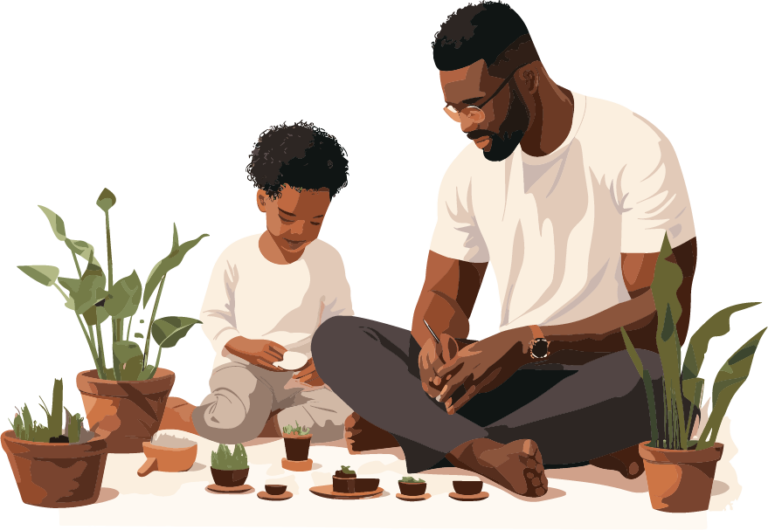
[[282, 433, 312, 439], [639, 441, 724, 464], [76, 368, 175, 399], [1, 430, 108, 459]]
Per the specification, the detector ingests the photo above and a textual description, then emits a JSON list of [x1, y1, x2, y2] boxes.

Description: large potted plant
[[18, 188, 208, 452], [2, 379, 108, 508], [621, 234, 765, 513]]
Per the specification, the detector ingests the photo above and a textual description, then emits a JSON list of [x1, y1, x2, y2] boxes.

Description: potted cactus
[[332, 465, 357, 493], [282, 421, 312, 462], [2, 379, 108, 508], [18, 188, 208, 452], [621, 234, 765, 513], [398, 476, 427, 496], [210, 443, 249, 487]]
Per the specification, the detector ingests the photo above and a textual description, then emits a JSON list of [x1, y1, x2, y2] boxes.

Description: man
[[312, 1, 697, 498]]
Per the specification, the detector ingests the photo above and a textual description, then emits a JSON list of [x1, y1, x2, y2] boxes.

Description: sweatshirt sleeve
[[319, 247, 354, 323], [200, 248, 241, 356]]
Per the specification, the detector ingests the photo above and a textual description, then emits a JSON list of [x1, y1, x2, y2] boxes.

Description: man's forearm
[[411, 290, 470, 348], [540, 290, 658, 356]]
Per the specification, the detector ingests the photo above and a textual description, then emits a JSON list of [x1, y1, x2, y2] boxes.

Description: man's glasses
[[443, 70, 517, 124]]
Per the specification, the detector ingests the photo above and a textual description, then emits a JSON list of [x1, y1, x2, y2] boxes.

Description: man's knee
[[312, 316, 361, 373]]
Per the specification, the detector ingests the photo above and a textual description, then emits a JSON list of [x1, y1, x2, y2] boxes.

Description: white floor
[[58, 428, 740, 529]]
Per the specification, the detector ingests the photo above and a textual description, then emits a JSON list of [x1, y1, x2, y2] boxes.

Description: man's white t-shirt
[[430, 92, 695, 332], [200, 236, 354, 369]]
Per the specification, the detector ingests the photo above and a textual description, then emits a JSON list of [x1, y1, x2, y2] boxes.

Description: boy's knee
[[192, 393, 260, 444]]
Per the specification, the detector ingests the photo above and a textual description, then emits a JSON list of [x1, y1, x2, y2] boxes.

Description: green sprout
[[210, 443, 249, 471], [341, 465, 355, 475], [401, 476, 425, 483], [282, 420, 310, 436], [7, 379, 83, 444]]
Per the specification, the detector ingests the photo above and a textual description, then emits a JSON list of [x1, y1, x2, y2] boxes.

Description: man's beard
[[469, 87, 530, 162]]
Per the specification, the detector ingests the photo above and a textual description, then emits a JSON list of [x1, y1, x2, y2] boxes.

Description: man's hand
[[419, 333, 460, 398], [433, 327, 533, 414], [225, 337, 288, 372], [292, 358, 325, 387]]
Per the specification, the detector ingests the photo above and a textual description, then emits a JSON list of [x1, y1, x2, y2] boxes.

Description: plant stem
[[143, 275, 166, 370], [71, 250, 82, 278], [77, 313, 103, 379], [148, 347, 163, 379], [126, 315, 133, 341], [95, 323, 106, 379], [105, 211, 113, 291]]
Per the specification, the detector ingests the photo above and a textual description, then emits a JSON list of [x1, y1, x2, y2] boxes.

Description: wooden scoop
[[137, 434, 198, 477]]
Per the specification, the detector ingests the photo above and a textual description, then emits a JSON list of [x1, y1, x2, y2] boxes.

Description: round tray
[[309, 485, 384, 500]]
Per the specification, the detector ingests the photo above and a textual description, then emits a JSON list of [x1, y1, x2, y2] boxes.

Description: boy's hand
[[225, 337, 288, 371], [293, 358, 325, 386]]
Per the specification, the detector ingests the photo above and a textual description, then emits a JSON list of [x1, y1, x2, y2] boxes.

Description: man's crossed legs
[[312, 316, 664, 497]]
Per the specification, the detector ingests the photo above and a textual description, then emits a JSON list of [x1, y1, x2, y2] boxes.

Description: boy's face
[[257, 186, 331, 255]]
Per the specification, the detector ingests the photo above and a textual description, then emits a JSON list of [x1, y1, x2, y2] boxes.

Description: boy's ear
[[257, 190, 269, 213]]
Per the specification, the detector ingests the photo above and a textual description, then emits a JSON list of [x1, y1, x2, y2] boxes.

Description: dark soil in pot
[[399, 481, 427, 496], [211, 467, 249, 488], [265, 484, 287, 496]]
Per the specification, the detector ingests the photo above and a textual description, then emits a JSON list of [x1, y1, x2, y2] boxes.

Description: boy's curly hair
[[246, 121, 349, 199]]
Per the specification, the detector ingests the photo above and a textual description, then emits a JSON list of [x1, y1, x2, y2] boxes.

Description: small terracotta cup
[[453, 480, 483, 495], [265, 484, 287, 496]]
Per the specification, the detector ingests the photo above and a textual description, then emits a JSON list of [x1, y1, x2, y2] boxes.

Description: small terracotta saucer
[[206, 484, 255, 495], [449, 491, 489, 501], [281, 458, 313, 472], [396, 493, 431, 502], [258, 490, 293, 501]]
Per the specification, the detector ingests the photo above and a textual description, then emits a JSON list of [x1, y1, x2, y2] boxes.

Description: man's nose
[[460, 115, 477, 134]]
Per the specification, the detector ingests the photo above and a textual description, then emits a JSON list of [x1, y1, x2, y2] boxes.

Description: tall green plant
[[621, 233, 765, 450], [7, 379, 84, 444], [18, 189, 208, 380]]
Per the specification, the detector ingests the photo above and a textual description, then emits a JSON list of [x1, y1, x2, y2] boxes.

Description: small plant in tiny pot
[[210, 443, 249, 487], [620, 233, 766, 513], [282, 421, 312, 461], [399, 476, 427, 496], [18, 188, 208, 452], [2, 379, 108, 508], [333, 465, 357, 493]]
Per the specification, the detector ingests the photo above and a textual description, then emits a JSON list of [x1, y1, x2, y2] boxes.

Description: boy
[[160, 121, 354, 444]]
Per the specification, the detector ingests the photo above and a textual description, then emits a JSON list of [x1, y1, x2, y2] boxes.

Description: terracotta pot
[[265, 484, 287, 496], [638, 441, 724, 512], [399, 481, 427, 496], [453, 480, 483, 495], [282, 433, 312, 461], [76, 368, 175, 453], [333, 475, 356, 493], [1, 430, 108, 508], [211, 467, 249, 487]]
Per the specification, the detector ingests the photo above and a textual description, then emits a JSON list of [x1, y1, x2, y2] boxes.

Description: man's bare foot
[[590, 445, 645, 479], [159, 397, 198, 434], [447, 438, 548, 497], [344, 413, 399, 454]]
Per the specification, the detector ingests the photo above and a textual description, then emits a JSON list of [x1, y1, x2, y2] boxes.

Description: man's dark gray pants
[[312, 316, 664, 474]]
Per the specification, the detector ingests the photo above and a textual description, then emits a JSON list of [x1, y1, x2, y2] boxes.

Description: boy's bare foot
[[589, 445, 645, 479], [159, 397, 198, 434], [344, 413, 399, 454], [447, 438, 548, 497]]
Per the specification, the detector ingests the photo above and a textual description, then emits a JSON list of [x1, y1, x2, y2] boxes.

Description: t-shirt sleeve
[[199, 249, 241, 357], [429, 156, 490, 263], [617, 131, 696, 253], [319, 249, 354, 323]]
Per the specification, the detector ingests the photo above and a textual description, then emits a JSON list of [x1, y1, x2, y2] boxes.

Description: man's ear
[[519, 65, 540, 95], [257, 190, 269, 213]]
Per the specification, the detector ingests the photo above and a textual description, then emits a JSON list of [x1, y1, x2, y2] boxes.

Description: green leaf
[[65, 239, 100, 267], [682, 303, 761, 381], [104, 271, 142, 319], [69, 269, 107, 315], [96, 188, 116, 212], [650, 234, 684, 333], [620, 327, 644, 378], [120, 356, 144, 380], [137, 366, 155, 381], [698, 328, 766, 449], [18, 265, 59, 287], [38, 206, 67, 241], [172, 224, 180, 253], [134, 332, 144, 339], [683, 377, 704, 437], [620, 326, 659, 447], [113, 341, 143, 364], [83, 305, 109, 326], [151, 316, 202, 348], [143, 226, 209, 308]]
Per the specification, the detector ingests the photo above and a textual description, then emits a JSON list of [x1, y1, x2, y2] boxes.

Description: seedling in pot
[[7, 379, 89, 444], [210, 443, 249, 488], [399, 476, 427, 497]]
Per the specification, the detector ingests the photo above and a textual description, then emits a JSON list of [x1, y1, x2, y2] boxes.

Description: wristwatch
[[528, 325, 550, 359]]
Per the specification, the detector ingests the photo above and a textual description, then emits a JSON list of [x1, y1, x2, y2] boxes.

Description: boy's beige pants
[[191, 360, 352, 445]]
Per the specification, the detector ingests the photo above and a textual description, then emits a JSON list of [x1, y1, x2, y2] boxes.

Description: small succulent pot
[[333, 475, 357, 493], [265, 484, 287, 496], [354, 478, 380, 493], [283, 433, 312, 461], [453, 480, 483, 496], [211, 467, 249, 488], [399, 480, 427, 496]]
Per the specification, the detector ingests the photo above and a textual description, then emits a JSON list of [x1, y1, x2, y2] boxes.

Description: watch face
[[531, 338, 549, 358]]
